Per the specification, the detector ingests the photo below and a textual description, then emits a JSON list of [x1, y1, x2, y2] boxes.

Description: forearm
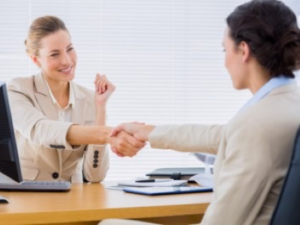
[[67, 125, 112, 145], [149, 124, 224, 154], [95, 105, 106, 126]]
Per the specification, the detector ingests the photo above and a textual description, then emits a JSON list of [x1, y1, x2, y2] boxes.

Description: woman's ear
[[240, 41, 251, 63], [29, 55, 41, 67]]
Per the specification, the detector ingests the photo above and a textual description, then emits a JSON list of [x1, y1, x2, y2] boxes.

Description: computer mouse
[[0, 195, 9, 204]]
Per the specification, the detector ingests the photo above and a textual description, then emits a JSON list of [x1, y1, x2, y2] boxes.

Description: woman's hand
[[94, 73, 116, 106], [108, 130, 146, 157]]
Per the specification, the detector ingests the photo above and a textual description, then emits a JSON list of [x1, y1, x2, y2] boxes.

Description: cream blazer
[[8, 73, 109, 183], [149, 83, 300, 225]]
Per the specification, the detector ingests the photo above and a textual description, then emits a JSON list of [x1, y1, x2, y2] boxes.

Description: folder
[[118, 179, 187, 187], [146, 167, 205, 180], [123, 186, 213, 196]]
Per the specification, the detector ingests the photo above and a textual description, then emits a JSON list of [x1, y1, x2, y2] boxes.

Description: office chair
[[270, 127, 300, 225]]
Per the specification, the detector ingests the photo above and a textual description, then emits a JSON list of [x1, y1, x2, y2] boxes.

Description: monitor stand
[[0, 173, 18, 204], [0, 172, 19, 184]]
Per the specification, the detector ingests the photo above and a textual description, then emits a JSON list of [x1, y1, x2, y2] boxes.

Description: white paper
[[117, 180, 187, 187], [190, 173, 214, 188], [105, 185, 127, 191]]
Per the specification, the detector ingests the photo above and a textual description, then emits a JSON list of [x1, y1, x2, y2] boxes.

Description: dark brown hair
[[227, 0, 300, 78], [25, 15, 69, 56]]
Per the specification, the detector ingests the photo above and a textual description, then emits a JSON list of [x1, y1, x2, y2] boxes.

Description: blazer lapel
[[70, 82, 88, 125], [34, 73, 58, 121]]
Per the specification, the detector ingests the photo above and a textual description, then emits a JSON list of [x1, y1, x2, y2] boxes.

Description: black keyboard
[[0, 181, 71, 192]]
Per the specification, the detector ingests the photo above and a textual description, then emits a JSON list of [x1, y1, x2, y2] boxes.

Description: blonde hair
[[25, 15, 68, 56]]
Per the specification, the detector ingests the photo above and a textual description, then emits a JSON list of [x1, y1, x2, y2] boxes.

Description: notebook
[[117, 179, 187, 187], [123, 186, 213, 196], [146, 167, 205, 180]]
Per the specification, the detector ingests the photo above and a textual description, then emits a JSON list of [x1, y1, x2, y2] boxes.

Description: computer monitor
[[0, 82, 22, 183]]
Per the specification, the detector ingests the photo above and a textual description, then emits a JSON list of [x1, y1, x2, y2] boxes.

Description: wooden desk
[[0, 183, 212, 225]]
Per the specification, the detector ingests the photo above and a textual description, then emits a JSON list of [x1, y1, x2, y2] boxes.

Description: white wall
[[0, 0, 299, 180]]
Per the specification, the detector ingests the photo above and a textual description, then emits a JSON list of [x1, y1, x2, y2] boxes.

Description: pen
[[135, 179, 173, 183]]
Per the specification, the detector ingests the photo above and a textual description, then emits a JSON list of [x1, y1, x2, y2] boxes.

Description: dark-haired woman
[[100, 0, 300, 224]]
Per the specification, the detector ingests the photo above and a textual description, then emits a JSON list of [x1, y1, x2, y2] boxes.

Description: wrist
[[138, 125, 154, 142], [94, 95, 108, 106], [98, 126, 112, 143], [95, 104, 107, 111], [95, 106, 107, 126], [145, 125, 155, 140]]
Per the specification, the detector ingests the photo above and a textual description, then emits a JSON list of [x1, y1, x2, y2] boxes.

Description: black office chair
[[270, 127, 300, 225]]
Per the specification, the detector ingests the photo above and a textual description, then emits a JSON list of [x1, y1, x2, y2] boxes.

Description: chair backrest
[[270, 127, 300, 225]]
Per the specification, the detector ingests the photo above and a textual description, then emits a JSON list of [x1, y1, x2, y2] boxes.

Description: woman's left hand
[[94, 73, 116, 105]]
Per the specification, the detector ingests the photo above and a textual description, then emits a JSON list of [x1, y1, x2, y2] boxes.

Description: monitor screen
[[0, 82, 22, 182]]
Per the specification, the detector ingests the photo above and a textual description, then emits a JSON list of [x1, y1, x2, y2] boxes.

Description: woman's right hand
[[94, 73, 116, 106], [108, 131, 146, 157], [109, 123, 155, 157]]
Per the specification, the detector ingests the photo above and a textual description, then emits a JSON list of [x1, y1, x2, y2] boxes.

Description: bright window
[[0, 0, 299, 181]]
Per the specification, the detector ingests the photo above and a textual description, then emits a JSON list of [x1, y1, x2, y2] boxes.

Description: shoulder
[[228, 86, 300, 139], [8, 75, 35, 94], [9, 75, 34, 87]]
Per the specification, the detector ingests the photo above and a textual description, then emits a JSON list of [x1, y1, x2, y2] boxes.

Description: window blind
[[0, 0, 299, 181]]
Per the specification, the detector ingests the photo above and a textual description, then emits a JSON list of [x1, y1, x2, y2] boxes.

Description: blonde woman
[[8, 16, 144, 183]]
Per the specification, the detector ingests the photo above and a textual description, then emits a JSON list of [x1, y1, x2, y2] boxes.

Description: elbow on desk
[[84, 171, 108, 183], [83, 161, 110, 183], [83, 144, 110, 182]]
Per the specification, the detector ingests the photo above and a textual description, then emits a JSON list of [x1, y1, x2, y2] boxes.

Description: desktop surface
[[0, 182, 212, 225]]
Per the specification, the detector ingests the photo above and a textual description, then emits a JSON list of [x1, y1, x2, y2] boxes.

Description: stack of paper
[[105, 180, 187, 191], [118, 180, 187, 187], [192, 153, 215, 188]]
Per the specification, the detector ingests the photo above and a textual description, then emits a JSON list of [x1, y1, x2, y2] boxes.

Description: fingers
[[133, 121, 145, 125], [94, 73, 100, 93], [94, 74, 108, 94], [94, 73, 102, 93], [111, 147, 124, 157], [110, 124, 125, 137], [110, 122, 145, 137], [99, 76, 108, 94], [111, 139, 138, 157], [110, 131, 146, 157], [125, 133, 146, 149]]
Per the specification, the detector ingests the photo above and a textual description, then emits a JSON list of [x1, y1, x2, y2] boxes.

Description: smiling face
[[31, 29, 77, 83]]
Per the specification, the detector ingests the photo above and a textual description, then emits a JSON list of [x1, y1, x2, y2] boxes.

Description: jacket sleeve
[[148, 124, 225, 154], [83, 144, 109, 182], [201, 118, 273, 225], [8, 81, 75, 150]]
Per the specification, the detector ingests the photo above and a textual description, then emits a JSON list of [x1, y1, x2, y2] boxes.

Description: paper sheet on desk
[[117, 180, 187, 187], [190, 173, 214, 188], [192, 152, 215, 188]]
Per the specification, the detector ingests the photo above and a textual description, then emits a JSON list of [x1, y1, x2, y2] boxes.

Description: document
[[190, 173, 214, 188], [117, 180, 187, 187], [191, 153, 215, 187]]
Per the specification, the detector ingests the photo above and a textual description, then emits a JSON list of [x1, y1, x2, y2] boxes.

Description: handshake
[[108, 123, 155, 157]]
